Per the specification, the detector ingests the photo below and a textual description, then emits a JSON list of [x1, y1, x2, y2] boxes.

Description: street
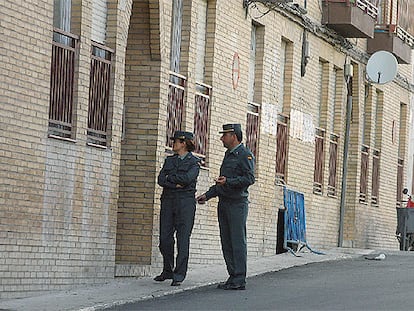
[[108, 252, 414, 311]]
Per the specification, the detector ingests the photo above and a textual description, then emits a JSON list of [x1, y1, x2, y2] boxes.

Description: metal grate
[[87, 42, 113, 147], [359, 145, 370, 203], [275, 114, 288, 185], [246, 102, 260, 157], [48, 28, 78, 139], [327, 133, 339, 197], [166, 72, 186, 148], [313, 128, 325, 195], [371, 148, 380, 205], [193, 82, 212, 165]]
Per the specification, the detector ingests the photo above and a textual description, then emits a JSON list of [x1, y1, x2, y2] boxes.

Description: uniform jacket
[[158, 152, 200, 197], [205, 143, 255, 201]]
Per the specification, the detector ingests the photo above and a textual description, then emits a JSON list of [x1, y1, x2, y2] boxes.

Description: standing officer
[[197, 124, 255, 290], [155, 131, 200, 286]]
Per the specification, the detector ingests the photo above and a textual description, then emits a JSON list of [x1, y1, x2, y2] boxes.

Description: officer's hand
[[196, 194, 207, 204], [176, 184, 183, 188], [215, 176, 226, 186]]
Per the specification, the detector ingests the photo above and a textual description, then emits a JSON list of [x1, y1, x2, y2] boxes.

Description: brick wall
[[0, 0, 131, 298]]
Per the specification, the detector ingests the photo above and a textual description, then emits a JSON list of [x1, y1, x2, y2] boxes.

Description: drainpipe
[[338, 62, 353, 247]]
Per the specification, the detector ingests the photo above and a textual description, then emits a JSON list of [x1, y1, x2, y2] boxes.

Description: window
[[327, 134, 339, 197], [327, 67, 343, 197], [170, 0, 183, 74], [276, 39, 292, 184], [313, 61, 328, 194], [397, 102, 408, 206], [193, 82, 211, 164], [87, 0, 111, 147], [360, 85, 372, 203], [371, 90, 383, 205], [359, 145, 369, 203], [91, 0, 107, 44], [166, 0, 185, 147], [246, 23, 262, 158], [166, 73, 186, 148], [371, 148, 380, 205], [49, 0, 78, 139], [53, 0, 71, 32], [193, 0, 210, 165], [87, 44, 113, 147], [276, 114, 288, 184], [246, 103, 260, 157], [313, 128, 325, 194]]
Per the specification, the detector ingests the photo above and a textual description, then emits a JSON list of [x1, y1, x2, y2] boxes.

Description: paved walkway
[[1, 248, 375, 311]]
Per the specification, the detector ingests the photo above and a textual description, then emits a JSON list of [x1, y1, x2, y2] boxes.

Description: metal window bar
[[48, 28, 78, 139], [276, 114, 289, 185], [193, 81, 212, 165], [327, 133, 339, 197], [246, 102, 260, 157], [359, 144, 370, 203], [313, 128, 325, 195], [371, 148, 380, 205], [396, 157, 404, 207], [166, 71, 186, 148], [87, 42, 113, 147]]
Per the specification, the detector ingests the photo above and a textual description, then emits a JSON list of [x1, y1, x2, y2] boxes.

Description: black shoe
[[171, 280, 182, 286], [217, 282, 229, 289], [224, 284, 246, 290], [153, 273, 173, 282]]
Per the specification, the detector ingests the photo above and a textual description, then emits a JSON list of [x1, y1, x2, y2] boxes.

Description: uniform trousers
[[217, 198, 248, 286], [159, 193, 196, 282]]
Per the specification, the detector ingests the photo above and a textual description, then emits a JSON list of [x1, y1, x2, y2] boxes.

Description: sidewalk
[[1, 248, 375, 311]]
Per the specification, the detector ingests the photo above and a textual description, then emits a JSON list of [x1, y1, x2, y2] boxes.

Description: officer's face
[[220, 132, 236, 149], [172, 139, 186, 152]]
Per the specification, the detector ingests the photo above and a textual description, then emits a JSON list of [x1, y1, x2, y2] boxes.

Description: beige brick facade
[[1, 0, 413, 298]]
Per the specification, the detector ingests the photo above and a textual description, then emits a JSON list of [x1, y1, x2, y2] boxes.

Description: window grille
[[359, 145, 370, 203], [276, 114, 288, 185], [87, 42, 113, 147], [48, 29, 78, 139], [166, 72, 186, 148], [371, 148, 380, 205], [313, 128, 325, 194], [327, 133, 339, 197], [193, 82, 211, 165], [246, 102, 260, 157]]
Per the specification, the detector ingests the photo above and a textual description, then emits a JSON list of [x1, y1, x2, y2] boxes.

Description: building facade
[[1, 0, 413, 298]]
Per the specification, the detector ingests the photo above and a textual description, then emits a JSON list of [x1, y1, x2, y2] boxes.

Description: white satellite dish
[[366, 51, 398, 84]]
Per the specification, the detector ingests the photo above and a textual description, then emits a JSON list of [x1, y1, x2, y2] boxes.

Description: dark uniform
[[204, 124, 255, 288], [157, 140, 200, 283]]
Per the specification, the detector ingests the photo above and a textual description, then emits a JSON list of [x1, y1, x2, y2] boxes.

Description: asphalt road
[[108, 252, 414, 311]]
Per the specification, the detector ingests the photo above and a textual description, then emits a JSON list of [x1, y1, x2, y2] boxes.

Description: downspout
[[338, 62, 353, 247]]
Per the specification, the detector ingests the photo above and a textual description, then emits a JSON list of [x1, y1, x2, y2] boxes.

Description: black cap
[[219, 123, 242, 134], [170, 131, 194, 140]]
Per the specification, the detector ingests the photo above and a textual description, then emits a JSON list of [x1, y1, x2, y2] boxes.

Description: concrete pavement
[[1, 248, 375, 311]]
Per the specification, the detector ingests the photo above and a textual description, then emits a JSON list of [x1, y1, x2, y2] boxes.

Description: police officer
[[197, 124, 255, 290], [154, 131, 200, 286]]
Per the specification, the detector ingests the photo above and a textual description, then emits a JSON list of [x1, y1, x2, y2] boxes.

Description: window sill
[[48, 134, 77, 144]]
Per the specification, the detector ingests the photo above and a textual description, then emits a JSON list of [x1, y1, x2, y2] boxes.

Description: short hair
[[183, 139, 196, 152], [235, 131, 242, 142]]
